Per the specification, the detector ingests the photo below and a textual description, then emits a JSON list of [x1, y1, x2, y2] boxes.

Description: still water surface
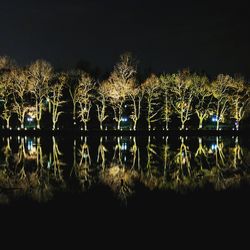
[[0, 135, 250, 206]]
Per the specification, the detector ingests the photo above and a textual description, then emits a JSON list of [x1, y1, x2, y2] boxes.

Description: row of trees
[[0, 54, 249, 131]]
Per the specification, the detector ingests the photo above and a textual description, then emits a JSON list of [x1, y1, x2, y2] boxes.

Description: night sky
[[1, 0, 250, 78]]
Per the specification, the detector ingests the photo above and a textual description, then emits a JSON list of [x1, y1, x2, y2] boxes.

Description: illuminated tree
[[229, 76, 250, 130], [193, 75, 212, 129], [76, 72, 95, 130], [128, 86, 144, 130], [10, 68, 29, 129], [211, 74, 232, 130], [104, 53, 137, 130], [141, 74, 161, 130], [0, 71, 13, 129], [159, 74, 173, 130], [67, 70, 82, 124], [96, 81, 109, 130], [170, 70, 196, 130], [0, 56, 15, 70], [50, 73, 66, 130], [28, 60, 53, 129]]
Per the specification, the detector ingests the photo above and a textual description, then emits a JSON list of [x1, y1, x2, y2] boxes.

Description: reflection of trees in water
[[97, 137, 107, 170], [169, 137, 192, 186], [113, 137, 123, 165], [72, 137, 93, 190], [229, 137, 243, 169], [99, 163, 138, 202], [0, 135, 250, 204], [130, 137, 140, 170], [0, 137, 55, 203]]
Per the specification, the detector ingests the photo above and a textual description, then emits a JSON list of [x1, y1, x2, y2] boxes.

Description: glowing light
[[27, 139, 33, 151], [212, 115, 218, 122], [27, 117, 33, 122], [211, 144, 217, 150], [121, 117, 128, 122], [121, 143, 128, 151]]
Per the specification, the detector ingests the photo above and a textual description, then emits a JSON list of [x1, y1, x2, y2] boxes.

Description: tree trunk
[[216, 120, 219, 131], [117, 120, 121, 130], [6, 119, 10, 129], [198, 118, 203, 129], [148, 119, 151, 131], [133, 120, 137, 131], [181, 122, 185, 130]]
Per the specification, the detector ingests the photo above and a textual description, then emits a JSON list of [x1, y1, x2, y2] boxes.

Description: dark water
[[0, 134, 250, 209]]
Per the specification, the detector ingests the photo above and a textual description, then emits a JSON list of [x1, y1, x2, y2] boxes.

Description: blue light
[[121, 117, 128, 122], [27, 117, 33, 122], [121, 143, 128, 151], [211, 144, 217, 150], [211, 115, 218, 122], [27, 139, 33, 151]]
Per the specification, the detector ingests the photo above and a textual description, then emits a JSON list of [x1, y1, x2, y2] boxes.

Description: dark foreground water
[[0, 134, 250, 210]]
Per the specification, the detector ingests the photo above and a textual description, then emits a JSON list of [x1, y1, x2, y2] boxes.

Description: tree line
[[0, 53, 249, 131]]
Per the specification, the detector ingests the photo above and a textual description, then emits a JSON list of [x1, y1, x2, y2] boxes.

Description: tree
[[50, 73, 66, 130], [229, 76, 250, 130], [193, 75, 212, 129], [0, 56, 15, 70], [67, 70, 82, 124], [10, 68, 29, 129], [211, 74, 232, 130], [159, 74, 173, 130], [0, 71, 13, 129], [96, 81, 109, 130], [76, 72, 95, 130], [128, 85, 144, 130], [0, 56, 15, 129], [141, 74, 161, 130], [170, 70, 196, 130], [28, 60, 53, 129], [104, 53, 137, 130]]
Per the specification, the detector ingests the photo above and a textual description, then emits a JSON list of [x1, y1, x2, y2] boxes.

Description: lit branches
[[50, 73, 66, 130], [170, 70, 195, 130], [211, 74, 232, 130], [76, 72, 95, 130], [142, 74, 161, 130], [28, 60, 53, 129]]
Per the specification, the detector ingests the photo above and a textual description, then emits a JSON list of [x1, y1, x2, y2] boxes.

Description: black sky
[[1, 0, 250, 77]]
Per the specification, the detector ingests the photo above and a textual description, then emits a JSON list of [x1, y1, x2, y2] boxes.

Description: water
[[0, 134, 250, 208]]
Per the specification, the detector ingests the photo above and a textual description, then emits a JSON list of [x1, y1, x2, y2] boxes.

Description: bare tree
[[10, 68, 30, 129], [229, 76, 250, 130], [141, 74, 161, 131], [0, 70, 14, 129], [96, 81, 109, 130], [128, 86, 144, 130], [193, 75, 212, 129], [50, 73, 66, 130], [76, 72, 95, 130], [170, 70, 196, 130], [159, 74, 173, 130], [67, 70, 82, 124], [28, 60, 53, 129], [103, 53, 137, 130], [211, 74, 232, 130], [0, 56, 15, 70]]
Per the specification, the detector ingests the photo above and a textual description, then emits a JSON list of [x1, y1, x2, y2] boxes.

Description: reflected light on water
[[0, 135, 249, 204]]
